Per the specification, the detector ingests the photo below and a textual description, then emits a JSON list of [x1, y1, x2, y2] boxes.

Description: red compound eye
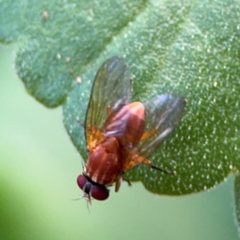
[[77, 175, 88, 190], [77, 175, 109, 201]]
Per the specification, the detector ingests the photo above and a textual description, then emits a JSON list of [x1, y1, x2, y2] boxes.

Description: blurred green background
[[0, 44, 239, 240]]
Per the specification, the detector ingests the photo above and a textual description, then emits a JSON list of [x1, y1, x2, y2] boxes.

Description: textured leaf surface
[[1, 0, 239, 203]]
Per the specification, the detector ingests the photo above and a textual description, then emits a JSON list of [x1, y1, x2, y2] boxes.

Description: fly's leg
[[151, 164, 176, 175], [115, 175, 132, 192], [122, 177, 132, 187], [122, 153, 176, 176], [141, 158, 176, 176], [76, 118, 84, 127], [115, 176, 122, 192]]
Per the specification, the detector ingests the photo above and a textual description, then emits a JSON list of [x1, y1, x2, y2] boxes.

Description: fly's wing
[[85, 57, 132, 148], [134, 93, 186, 158]]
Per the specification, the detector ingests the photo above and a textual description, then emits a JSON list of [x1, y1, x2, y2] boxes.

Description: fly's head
[[77, 174, 109, 204]]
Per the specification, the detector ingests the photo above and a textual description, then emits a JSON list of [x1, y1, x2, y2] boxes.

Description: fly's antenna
[[71, 194, 92, 213]]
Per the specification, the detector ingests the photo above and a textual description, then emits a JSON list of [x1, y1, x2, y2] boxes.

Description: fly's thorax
[[85, 137, 121, 186]]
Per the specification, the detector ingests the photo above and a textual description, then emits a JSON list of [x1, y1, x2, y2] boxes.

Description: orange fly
[[77, 57, 186, 203]]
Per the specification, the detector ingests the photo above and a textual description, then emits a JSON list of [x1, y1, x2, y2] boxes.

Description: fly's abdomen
[[104, 102, 145, 148]]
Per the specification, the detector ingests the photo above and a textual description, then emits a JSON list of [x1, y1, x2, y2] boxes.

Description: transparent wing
[[134, 93, 186, 158], [85, 57, 132, 147]]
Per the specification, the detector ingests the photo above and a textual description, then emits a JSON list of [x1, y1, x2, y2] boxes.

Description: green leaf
[[1, 0, 239, 223], [62, 0, 240, 196]]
